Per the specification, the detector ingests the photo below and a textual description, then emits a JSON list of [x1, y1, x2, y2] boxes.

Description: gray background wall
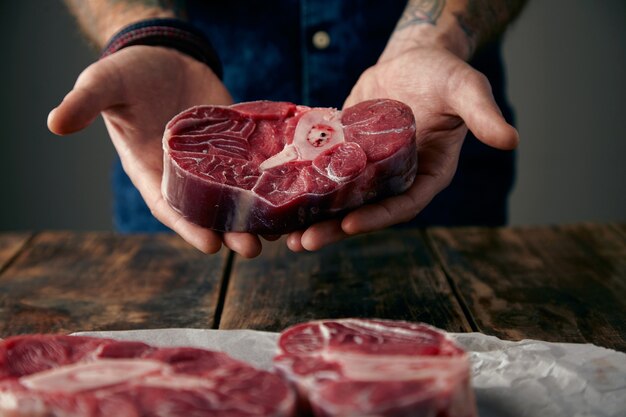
[[1, 1, 624, 232]]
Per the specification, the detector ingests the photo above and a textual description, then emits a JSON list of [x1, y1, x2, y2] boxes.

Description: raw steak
[[273, 319, 477, 417], [0, 334, 295, 417], [162, 99, 417, 233]]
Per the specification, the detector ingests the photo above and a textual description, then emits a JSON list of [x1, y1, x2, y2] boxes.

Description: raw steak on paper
[[162, 99, 417, 233], [273, 318, 477, 417], [0, 334, 295, 417]]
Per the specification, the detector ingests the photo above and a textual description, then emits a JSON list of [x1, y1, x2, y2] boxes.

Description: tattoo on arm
[[454, 0, 527, 52], [395, 0, 446, 30]]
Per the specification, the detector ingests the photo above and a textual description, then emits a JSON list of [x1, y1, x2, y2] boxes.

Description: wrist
[[101, 18, 223, 79], [98, 10, 175, 47], [382, 12, 472, 62]]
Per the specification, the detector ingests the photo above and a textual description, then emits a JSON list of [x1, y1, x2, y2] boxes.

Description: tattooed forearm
[[454, 0, 527, 52], [389, 0, 528, 60], [396, 0, 446, 30], [64, 0, 186, 47]]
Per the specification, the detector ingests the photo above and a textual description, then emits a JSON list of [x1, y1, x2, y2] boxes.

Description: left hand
[[48, 46, 264, 258], [286, 46, 519, 252]]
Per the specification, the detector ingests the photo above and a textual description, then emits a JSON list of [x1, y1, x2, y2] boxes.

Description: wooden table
[[1, 223, 624, 352]]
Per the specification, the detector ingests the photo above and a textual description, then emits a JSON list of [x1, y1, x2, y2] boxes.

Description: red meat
[[162, 99, 417, 233], [273, 319, 477, 417], [0, 334, 295, 417]]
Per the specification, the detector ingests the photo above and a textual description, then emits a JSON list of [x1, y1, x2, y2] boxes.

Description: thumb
[[48, 60, 122, 135], [342, 90, 359, 111], [448, 68, 519, 150]]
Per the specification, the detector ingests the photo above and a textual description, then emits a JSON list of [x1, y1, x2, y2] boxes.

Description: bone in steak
[[162, 99, 417, 233], [0, 334, 295, 417], [273, 319, 477, 417]]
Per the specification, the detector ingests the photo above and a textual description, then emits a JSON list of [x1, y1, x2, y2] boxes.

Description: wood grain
[[0, 232, 228, 336], [0, 233, 32, 273], [428, 223, 626, 351], [219, 229, 471, 333], [612, 222, 626, 239]]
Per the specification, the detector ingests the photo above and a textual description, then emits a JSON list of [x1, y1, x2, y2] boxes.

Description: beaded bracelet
[[101, 18, 223, 79]]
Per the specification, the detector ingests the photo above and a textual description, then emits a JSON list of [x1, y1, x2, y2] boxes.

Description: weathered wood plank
[[428, 223, 626, 351], [0, 233, 33, 273], [0, 232, 228, 336], [219, 229, 472, 333], [611, 222, 626, 239]]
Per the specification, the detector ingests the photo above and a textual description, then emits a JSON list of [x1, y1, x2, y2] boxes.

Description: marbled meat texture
[[273, 319, 477, 417], [162, 99, 417, 233], [0, 334, 295, 417]]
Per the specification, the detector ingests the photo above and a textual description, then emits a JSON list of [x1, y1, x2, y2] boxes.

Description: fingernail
[[47, 108, 57, 130]]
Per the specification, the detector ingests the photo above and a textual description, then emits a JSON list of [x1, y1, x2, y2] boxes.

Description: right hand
[[287, 46, 518, 252], [48, 46, 265, 258]]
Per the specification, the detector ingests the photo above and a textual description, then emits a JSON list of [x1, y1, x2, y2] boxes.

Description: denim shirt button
[[312, 30, 331, 49]]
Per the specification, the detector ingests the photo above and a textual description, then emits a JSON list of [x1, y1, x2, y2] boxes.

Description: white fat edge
[[19, 359, 165, 393], [230, 188, 258, 231], [315, 163, 354, 184], [309, 319, 414, 343], [0, 392, 18, 413], [0, 394, 55, 417], [161, 154, 173, 200], [339, 319, 469, 355], [340, 319, 439, 340], [162, 174, 261, 231], [285, 319, 456, 347], [319, 321, 332, 346], [274, 364, 343, 394], [349, 126, 411, 136], [139, 374, 217, 391], [162, 130, 175, 201]]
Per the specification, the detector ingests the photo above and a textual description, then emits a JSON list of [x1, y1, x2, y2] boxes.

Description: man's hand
[[286, 46, 518, 252], [48, 46, 264, 257]]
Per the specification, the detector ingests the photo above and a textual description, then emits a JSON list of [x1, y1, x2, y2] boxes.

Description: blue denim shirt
[[113, 0, 515, 232]]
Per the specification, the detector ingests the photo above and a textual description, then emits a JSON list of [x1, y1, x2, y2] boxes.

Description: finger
[[447, 68, 519, 150], [150, 196, 224, 254], [123, 157, 224, 254], [342, 173, 442, 234], [342, 92, 358, 110], [48, 60, 122, 135], [223, 232, 262, 258], [300, 219, 349, 251], [286, 230, 306, 252]]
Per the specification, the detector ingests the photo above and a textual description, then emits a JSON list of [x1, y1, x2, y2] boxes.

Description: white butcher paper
[[70, 329, 626, 417]]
